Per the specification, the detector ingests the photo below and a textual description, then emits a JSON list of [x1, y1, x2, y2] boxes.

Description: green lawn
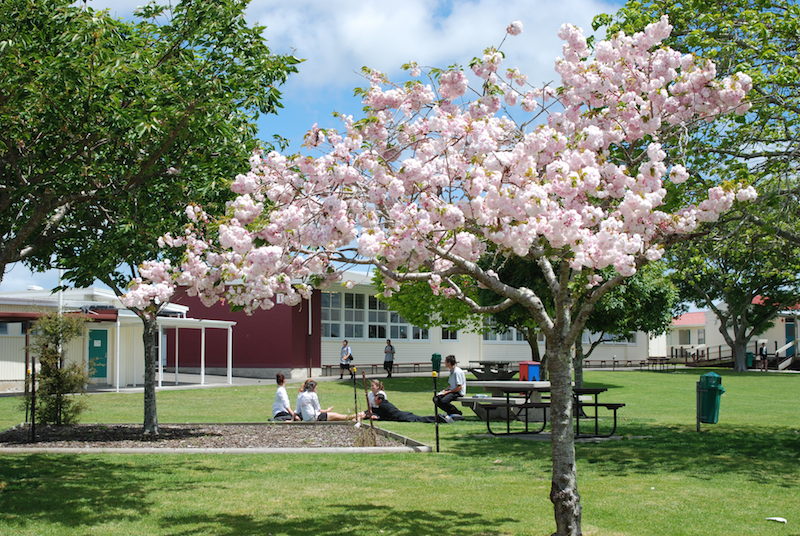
[[0, 369, 798, 535]]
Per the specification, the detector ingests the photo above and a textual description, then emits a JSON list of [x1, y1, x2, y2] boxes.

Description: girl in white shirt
[[296, 380, 352, 422], [272, 373, 297, 421]]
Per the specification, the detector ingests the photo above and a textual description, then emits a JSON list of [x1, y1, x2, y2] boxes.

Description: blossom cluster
[[124, 16, 754, 313]]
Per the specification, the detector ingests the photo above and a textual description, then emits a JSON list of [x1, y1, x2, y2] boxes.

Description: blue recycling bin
[[519, 361, 541, 381]]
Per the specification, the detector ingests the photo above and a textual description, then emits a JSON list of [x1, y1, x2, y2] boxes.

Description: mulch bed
[[0, 423, 400, 449]]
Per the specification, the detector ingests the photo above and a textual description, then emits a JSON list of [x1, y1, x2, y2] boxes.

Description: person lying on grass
[[296, 380, 353, 422], [366, 393, 451, 423]]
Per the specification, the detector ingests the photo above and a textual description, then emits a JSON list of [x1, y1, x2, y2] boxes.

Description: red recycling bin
[[519, 361, 541, 381]]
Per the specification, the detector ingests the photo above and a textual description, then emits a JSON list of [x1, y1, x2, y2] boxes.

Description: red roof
[[673, 311, 706, 326], [752, 295, 800, 310]]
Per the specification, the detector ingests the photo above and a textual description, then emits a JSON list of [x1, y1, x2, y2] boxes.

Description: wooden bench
[[321, 362, 432, 376]]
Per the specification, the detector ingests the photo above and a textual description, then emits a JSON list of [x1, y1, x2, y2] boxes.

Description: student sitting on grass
[[296, 380, 353, 422], [272, 373, 299, 421], [367, 379, 387, 411]]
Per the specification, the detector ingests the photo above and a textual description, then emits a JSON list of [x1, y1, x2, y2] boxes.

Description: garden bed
[[0, 422, 429, 452]]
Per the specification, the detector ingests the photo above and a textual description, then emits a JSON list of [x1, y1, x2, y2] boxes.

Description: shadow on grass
[[159, 505, 517, 536], [0, 454, 208, 530], [449, 423, 800, 488]]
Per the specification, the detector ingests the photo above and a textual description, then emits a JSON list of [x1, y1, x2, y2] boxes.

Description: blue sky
[[1, 0, 622, 293]]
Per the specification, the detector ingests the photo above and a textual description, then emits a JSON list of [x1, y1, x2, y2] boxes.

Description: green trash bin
[[745, 352, 755, 368], [697, 372, 726, 424], [431, 353, 442, 373]]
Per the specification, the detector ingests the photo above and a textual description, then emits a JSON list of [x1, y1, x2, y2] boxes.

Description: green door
[[89, 329, 108, 379]]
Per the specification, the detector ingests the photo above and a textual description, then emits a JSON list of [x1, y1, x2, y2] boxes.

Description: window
[[321, 291, 428, 341], [483, 320, 525, 343], [321, 292, 341, 338], [678, 329, 691, 345], [0, 323, 7, 335], [697, 329, 705, 345], [412, 326, 429, 340], [442, 327, 458, 340], [368, 296, 388, 339], [343, 292, 364, 338]]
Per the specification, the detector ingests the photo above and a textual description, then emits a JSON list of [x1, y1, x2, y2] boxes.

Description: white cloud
[[248, 0, 618, 89]]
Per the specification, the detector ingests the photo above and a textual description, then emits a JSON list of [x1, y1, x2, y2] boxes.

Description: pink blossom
[[506, 21, 523, 36]]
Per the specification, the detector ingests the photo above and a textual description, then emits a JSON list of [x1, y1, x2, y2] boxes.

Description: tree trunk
[[547, 339, 581, 535], [732, 340, 747, 372], [573, 343, 584, 389], [141, 313, 159, 436]]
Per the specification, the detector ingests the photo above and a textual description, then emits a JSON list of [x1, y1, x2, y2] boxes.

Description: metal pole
[[432, 371, 440, 453], [351, 367, 359, 415]]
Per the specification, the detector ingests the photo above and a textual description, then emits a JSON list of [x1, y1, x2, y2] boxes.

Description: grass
[[0, 369, 798, 535]]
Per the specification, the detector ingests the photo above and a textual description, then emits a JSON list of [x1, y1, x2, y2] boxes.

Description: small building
[[668, 306, 798, 362], [0, 287, 234, 389]]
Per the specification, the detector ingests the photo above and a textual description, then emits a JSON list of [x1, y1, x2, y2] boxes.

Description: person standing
[[271, 373, 298, 421], [339, 339, 353, 379], [758, 341, 769, 371], [383, 339, 395, 378], [433, 355, 466, 418]]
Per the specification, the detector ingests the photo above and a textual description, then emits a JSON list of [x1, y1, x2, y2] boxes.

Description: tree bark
[[573, 343, 584, 389], [141, 312, 159, 437], [547, 339, 581, 536], [732, 340, 747, 372]]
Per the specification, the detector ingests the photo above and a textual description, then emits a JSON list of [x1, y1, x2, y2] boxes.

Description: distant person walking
[[339, 339, 354, 379], [384, 339, 395, 378], [433, 355, 466, 418]]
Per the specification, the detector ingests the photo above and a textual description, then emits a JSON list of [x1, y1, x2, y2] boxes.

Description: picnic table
[[466, 360, 519, 381], [463, 380, 624, 438]]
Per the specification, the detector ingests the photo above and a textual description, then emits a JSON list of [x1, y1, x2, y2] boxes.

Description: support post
[[114, 318, 121, 392], [158, 323, 163, 388], [227, 327, 233, 385], [200, 327, 206, 385], [175, 327, 180, 385]]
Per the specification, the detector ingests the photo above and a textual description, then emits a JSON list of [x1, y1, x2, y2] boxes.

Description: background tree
[[128, 19, 752, 535], [0, 0, 298, 285], [669, 218, 800, 370], [26, 313, 88, 425], [599, 1, 800, 370], [10, 0, 299, 436], [575, 263, 680, 385]]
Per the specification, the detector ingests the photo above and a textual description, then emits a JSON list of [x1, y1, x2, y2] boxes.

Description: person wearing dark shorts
[[384, 339, 395, 378], [339, 339, 353, 379]]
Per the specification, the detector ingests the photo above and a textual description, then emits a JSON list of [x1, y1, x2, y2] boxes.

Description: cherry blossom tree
[[125, 17, 753, 535]]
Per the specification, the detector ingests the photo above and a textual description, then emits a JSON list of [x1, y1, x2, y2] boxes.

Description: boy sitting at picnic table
[[433, 355, 466, 420], [369, 393, 449, 423]]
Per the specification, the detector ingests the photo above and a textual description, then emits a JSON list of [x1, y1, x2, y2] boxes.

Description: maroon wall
[[166, 290, 321, 372]]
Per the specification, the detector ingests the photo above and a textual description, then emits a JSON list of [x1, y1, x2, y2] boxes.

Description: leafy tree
[[0, 0, 299, 284], [129, 19, 751, 534], [7, 0, 299, 436], [26, 314, 88, 425], [670, 219, 800, 370], [599, 1, 800, 371]]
